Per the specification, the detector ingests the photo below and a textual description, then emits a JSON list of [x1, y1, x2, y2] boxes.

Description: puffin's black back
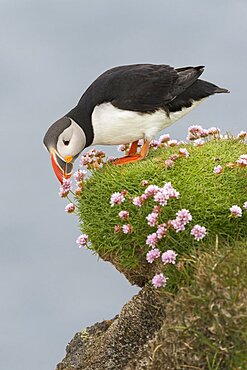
[[76, 64, 204, 113], [67, 64, 228, 147]]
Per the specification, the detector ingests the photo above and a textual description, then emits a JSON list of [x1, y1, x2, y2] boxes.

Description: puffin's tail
[[195, 79, 230, 95], [167, 77, 230, 112], [211, 85, 230, 94], [175, 65, 230, 95]]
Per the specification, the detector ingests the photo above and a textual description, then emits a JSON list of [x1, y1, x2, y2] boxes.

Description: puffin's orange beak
[[50, 151, 74, 184]]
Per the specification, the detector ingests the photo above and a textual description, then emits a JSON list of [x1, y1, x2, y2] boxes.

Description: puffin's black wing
[[82, 64, 205, 114]]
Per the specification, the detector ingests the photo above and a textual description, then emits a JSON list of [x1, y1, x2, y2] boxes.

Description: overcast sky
[[1, 1, 247, 369]]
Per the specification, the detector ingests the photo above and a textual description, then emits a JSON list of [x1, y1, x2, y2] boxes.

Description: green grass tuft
[[76, 138, 247, 286], [126, 240, 247, 370]]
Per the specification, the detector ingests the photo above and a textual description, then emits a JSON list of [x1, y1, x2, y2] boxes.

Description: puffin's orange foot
[[112, 154, 143, 165], [112, 139, 150, 166]]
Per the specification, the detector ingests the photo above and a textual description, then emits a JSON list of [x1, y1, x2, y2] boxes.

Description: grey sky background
[[1, 1, 247, 369]]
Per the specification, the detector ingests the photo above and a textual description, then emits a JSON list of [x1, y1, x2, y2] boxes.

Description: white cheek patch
[[57, 126, 72, 157], [69, 123, 86, 156], [57, 120, 86, 158]]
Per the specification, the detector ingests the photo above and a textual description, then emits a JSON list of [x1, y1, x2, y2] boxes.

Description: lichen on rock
[[56, 285, 169, 370]]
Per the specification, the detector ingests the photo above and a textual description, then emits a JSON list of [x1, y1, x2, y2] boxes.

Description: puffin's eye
[[63, 140, 70, 146]]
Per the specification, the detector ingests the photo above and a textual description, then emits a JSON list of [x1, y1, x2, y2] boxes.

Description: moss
[[76, 138, 247, 286]]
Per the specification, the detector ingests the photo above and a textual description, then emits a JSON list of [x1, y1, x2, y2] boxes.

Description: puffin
[[43, 64, 229, 183]]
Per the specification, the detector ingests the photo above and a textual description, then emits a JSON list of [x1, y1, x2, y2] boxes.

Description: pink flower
[[187, 132, 196, 141], [80, 148, 105, 168], [208, 127, 220, 135], [74, 169, 87, 183], [144, 185, 160, 197], [171, 209, 192, 232], [141, 194, 148, 201], [146, 248, 161, 263], [65, 203, 75, 213], [164, 159, 174, 168], [161, 250, 177, 265], [114, 224, 121, 233], [159, 133, 170, 143], [179, 148, 189, 158], [237, 131, 247, 139], [169, 154, 179, 161], [243, 201, 247, 210], [122, 224, 133, 234], [168, 139, 178, 147], [165, 182, 179, 197], [88, 148, 102, 158], [141, 180, 149, 187], [146, 233, 158, 248], [75, 187, 82, 196], [214, 165, 223, 174], [170, 219, 186, 232], [154, 190, 169, 206], [76, 234, 89, 247], [80, 153, 93, 166], [146, 212, 159, 227], [187, 125, 209, 140], [191, 225, 207, 241], [152, 273, 168, 288], [193, 138, 205, 147], [200, 129, 209, 137], [154, 183, 179, 206], [150, 140, 160, 149], [59, 189, 69, 198], [236, 154, 247, 167], [176, 209, 192, 224], [95, 149, 106, 158], [118, 144, 129, 152], [230, 205, 242, 218], [156, 223, 167, 239], [187, 125, 204, 140], [132, 195, 144, 207], [118, 210, 129, 220], [59, 178, 72, 198], [110, 192, 125, 207], [107, 156, 116, 162]]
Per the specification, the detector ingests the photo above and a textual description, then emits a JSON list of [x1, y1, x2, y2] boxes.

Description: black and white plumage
[[43, 63, 229, 182]]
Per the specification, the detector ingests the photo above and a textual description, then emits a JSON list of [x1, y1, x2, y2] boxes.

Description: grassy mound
[[77, 138, 247, 286], [126, 240, 247, 370]]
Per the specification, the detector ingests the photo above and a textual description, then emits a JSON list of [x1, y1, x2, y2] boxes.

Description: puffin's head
[[43, 117, 86, 183]]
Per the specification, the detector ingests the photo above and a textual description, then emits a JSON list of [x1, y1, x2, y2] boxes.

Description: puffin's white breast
[[91, 101, 204, 145]]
